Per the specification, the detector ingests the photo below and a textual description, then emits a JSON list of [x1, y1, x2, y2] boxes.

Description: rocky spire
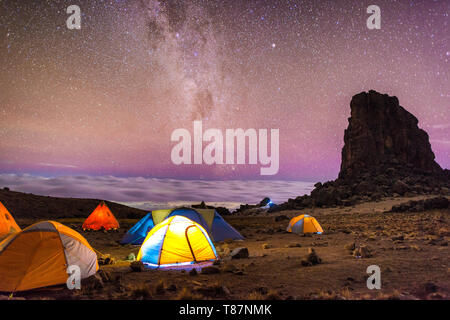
[[339, 90, 442, 180]]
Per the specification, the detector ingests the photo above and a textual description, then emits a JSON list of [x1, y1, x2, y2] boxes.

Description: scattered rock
[[167, 284, 177, 292], [311, 241, 328, 247], [97, 269, 112, 283], [192, 202, 231, 216], [255, 286, 268, 295], [392, 180, 410, 196], [391, 235, 404, 241], [230, 247, 249, 259], [194, 283, 230, 298], [262, 243, 273, 249], [353, 245, 372, 258], [130, 261, 146, 272], [301, 248, 322, 266], [81, 274, 104, 291], [201, 266, 220, 274], [274, 215, 289, 222], [222, 263, 237, 273], [423, 282, 438, 294], [155, 280, 166, 294], [286, 243, 302, 248], [390, 197, 449, 213], [427, 292, 446, 300], [189, 268, 198, 276], [344, 242, 356, 251]]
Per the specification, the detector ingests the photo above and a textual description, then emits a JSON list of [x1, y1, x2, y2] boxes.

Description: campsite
[[1, 0, 449, 304], [0, 188, 448, 300]]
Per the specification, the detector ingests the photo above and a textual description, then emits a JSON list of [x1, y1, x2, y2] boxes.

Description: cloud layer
[[0, 174, 314, 210]]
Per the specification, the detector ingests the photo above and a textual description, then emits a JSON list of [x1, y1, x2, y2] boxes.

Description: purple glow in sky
[[0, 0, 449, 183]]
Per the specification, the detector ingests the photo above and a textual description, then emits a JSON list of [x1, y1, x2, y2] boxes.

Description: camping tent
[[121, 207, 243, 245], [82, 201, 119, 231], [0, 201, 21, 241], [0, 221, 98, 292], [287, 214, 323, 234], [137, 215, 218, 269]]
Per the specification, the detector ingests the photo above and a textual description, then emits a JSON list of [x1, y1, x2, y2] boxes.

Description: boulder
[[222, 263, 238, 273], [353, 245, 372, 258], [392, 180, 410, 195], [189, 268, 198, 276], [390, 197, 449, 212], [230, 247, 249, 259], [274, 214, 289, 222], [301, 248, 322, 266], [81, 274, 104, 290], [201, 266, 220, 274], [97, 269, 112, 283], [130, 261, 146, 272]]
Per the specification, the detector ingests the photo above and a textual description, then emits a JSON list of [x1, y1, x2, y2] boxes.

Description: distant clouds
[[0, 174, 314, 205], [38, 163, 78, 168]]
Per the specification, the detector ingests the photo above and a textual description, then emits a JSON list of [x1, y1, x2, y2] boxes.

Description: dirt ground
[[10, 195, 450, 300]]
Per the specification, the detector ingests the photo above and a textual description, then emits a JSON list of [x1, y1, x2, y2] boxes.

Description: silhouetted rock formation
[[340, 90, 442, 179], [271, 90, 449, 211]]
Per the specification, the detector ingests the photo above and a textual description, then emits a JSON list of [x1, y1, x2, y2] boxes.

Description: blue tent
[[121, 207, 243, 245], [120, 212, 155, 245], [211, 213, 243, 242]]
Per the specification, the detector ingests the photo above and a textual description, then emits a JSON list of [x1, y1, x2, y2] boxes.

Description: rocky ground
[[6, 194, 449, 300]]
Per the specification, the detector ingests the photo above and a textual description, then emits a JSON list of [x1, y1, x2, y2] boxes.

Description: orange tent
[[0, 201, 21, 241], [0, 221, 98, 292], [82, 201, 119, 231], [286, 214, 323, 234]]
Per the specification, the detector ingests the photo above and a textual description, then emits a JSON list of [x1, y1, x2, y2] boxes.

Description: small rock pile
[[301, 248, 322, 266]]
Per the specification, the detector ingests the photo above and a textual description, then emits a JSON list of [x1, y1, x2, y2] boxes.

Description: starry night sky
[[0, 0, 449, 182]]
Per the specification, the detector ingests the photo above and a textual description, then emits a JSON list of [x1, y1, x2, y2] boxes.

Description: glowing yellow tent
[[137, 215, 218, 268], [0, 221, 98, 292], [287, 214, 323, 234], [0, 201, 21, 241]]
